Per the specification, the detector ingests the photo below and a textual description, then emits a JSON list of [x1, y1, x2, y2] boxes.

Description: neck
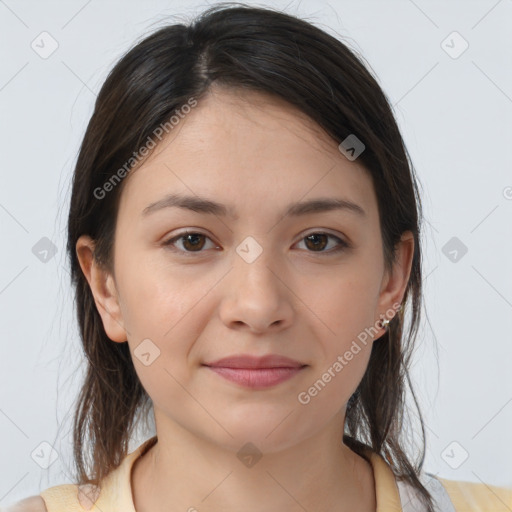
[[131, 413, 376, 512]]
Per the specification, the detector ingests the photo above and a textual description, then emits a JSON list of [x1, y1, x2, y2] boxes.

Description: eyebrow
[[142, 193, 366, 219]]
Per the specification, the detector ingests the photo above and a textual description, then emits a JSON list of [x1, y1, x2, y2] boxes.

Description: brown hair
[[67, 3, 433, 510]]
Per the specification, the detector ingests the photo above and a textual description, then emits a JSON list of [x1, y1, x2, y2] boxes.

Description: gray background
[[1, 0, 511, 506]]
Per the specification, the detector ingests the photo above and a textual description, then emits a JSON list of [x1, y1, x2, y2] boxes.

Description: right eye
[[162, 230, 219, 254]]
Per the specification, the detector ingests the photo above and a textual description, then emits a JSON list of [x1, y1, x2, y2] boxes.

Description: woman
[[10, 3, 511, 511]]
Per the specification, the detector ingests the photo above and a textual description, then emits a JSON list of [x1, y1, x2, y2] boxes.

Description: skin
[[76, 85, 414, 512]]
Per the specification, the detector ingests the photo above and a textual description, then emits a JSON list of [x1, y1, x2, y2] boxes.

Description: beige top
[[36, 436, 512, 511]]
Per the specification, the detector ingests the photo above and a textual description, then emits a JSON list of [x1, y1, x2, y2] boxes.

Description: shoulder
[[3, 495, 47, 511], [437, 476, 512, 511]]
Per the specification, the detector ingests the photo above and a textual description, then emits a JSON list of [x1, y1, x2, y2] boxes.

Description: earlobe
[[75, 235, 128, 343]]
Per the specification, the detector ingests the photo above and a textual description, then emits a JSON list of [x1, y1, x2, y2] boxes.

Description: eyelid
[[297, 228, 348, 243]]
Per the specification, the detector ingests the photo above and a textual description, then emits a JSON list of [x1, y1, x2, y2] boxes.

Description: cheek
[[296, 263, 379, 397], [115, 253, 218, 381], [295, 336, 372, 427], [302, 269, 380, 342], [116, 249, 201, 335], [297, 298, 374, 416]]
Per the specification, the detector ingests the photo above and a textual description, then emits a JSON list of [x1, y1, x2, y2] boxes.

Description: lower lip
[[205, 366, 305, 388]]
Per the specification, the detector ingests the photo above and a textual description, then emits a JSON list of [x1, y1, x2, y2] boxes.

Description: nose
[[218, 246, 294, 334]]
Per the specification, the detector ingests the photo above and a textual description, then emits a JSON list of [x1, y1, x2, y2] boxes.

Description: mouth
[[202, 354, 308, 389], [203, 366, 306, 388]]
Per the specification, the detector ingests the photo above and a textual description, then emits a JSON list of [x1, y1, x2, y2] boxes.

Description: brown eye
[[181, 233, 206, 251], [297, 232, 349, 253], [163, 231, 216, 253], [304, 233, 328, 251]]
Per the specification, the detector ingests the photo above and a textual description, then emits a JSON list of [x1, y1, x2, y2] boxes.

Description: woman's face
[[78, 86, 413, 454]]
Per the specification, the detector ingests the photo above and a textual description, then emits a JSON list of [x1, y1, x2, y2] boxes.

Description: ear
[[375, 230, 415, 336], [75, 235, 128, 343]]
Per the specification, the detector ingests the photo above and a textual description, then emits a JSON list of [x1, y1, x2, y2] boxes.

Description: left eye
[[295, 232, 348, 253]]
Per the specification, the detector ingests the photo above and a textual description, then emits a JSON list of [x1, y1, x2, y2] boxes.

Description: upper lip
[[203, 354, 306, 369]]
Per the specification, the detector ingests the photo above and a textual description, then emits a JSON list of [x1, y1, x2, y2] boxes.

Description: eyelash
[[162, 230, 350, 256]]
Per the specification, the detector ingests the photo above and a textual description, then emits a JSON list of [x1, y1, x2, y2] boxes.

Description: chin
[[204, 409, 312, 454]]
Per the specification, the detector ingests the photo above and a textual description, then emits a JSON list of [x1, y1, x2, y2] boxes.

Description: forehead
[[117, 86, 377, 222]]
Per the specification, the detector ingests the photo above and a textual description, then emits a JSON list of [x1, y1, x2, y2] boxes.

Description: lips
[[202, 354, 307, 389], [203, 354, 305, 369]]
